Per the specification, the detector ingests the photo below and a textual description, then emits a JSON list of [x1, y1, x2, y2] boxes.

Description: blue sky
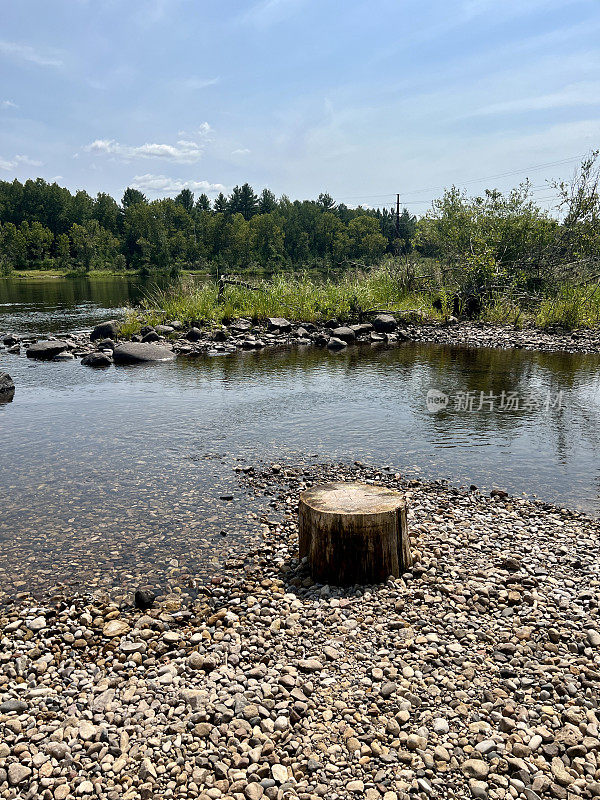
[[1, 0, 599, 212]]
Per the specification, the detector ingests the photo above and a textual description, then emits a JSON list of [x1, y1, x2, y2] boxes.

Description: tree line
[[0, 179, 416, 274], [1, 150, 598, 290]]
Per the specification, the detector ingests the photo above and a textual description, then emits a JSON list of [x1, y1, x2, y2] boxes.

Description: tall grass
[[136, 267, 441, 327], [536, 285, 600, 330]]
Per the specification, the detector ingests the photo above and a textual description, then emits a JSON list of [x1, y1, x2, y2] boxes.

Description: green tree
[[195, 193, 211, 212], [0, 223, 27, 269], [347, 216, 387, 261], [93, 192, 122, 234], [213, 192, 228, 213], [55, 233, 71, 269], [122, 187, 147, 209], [229, 183, 258, 220], [258, 188, 277, 214], [250, 213, 285, 264], [318, 192, 336, 211], [70, 220, 120, 271], [21, 221, 53, 266], [175, 189, 194, 213], [224, 213, 250, 267]]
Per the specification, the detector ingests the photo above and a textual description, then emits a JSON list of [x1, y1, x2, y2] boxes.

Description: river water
[[1, 275, 600, 601]]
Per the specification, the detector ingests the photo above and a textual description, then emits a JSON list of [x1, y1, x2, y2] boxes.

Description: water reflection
[[0, 274, 174, 335]]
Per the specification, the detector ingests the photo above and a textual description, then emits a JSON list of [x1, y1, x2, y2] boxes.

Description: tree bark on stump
[[298, 482, 411, 585]]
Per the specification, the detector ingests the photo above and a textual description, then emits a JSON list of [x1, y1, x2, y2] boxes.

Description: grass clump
[[138, 267, 441, 328], [536, 285, 600, 330]]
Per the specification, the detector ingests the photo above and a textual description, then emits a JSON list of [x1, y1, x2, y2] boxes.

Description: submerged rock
[[134, 588, 156, 609], [0, 372, 15, 402], [113, 342, 175, 364], [26, 340, 69, 360], [81, 352, 112, 368]]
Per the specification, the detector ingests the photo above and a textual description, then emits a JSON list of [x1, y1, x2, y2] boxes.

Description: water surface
[[1, 278, 600, 602]]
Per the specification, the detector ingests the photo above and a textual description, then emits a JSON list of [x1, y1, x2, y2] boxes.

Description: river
[[1, 275, 600, 601]]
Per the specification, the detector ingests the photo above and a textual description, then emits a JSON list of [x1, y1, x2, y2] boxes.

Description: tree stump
[[298, 482, 411, 585]]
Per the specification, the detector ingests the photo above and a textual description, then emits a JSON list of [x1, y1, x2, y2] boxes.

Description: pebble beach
[[2, 462, 600, 800]]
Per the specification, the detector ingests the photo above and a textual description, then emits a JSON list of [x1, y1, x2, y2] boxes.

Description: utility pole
[[396, 193, 400, 238]]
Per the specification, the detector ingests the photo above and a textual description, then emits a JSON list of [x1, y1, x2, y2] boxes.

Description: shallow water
[[1, 277, 600, 601]]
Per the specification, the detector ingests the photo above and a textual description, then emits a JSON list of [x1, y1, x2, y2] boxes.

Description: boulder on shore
[[26, 341, 69, 360], [267, 317, 292, 332], [332, 326, 356, 343], [113, 342, 175, 364], [90, 320, 119, 341], [185, 327, 203, 342], [0, 372, 15, 402], [327, 337, 347, 351], [372, 314, 397, 333]]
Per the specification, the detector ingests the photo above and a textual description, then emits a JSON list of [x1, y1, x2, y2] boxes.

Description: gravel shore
[[3, 317, 600, 367], [2, 462, 600, 800]]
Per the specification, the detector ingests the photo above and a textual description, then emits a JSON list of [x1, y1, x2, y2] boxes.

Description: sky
[[1, 0, 599, 214]]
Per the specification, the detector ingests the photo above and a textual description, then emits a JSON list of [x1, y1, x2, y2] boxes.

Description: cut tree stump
[[298, 482, 411, 585]]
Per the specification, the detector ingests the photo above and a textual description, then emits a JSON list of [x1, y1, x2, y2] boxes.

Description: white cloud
[[468, 82, 600, 117], [0, 154, 42, 171], [0, 100, 17, 109], [0, 40, 63, 68], [85, 137, 205, 163], [131, 174, 226, 194], [240, 0, 306, 27], [232, 148, 251, 155], [180, 77, 219, 90]]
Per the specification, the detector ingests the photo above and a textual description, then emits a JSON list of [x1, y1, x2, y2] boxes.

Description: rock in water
[[134, 588, 156, 609], [113, 342, 175, 364], [372, 314, 397, 333], [81, 352, 112, 368], [0, 372, 15, 402], [26, 341, 69, 360], [90, 320, 119, 341], [326, 337, 347, 350]]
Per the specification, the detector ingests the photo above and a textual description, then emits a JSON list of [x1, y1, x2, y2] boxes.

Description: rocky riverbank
[[2, 315, 600, 368], [2, 461, 600, 800]]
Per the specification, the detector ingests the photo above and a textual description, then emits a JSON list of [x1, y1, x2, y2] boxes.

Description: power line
[[334, 153, 584, 205]]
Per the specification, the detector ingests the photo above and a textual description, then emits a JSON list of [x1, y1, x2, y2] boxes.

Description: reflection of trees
[[174, 341, 600, 488], [0, 275, 177, 334], [0, 274, 173, 313]]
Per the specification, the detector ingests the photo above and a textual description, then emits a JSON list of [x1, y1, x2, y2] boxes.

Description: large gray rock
[[26, 341, 69, 360], [90, 320, 119, 341], [113, 342, 175, 364], [267, 317, 292, 332], [372, 314, 397, 333], [327, 337, 347, 350], [0, 373, 15, 402], [332, 326, 356, 342]]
